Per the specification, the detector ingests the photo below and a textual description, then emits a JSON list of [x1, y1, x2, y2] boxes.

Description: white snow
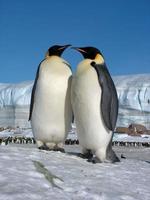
[[0, 144, 149, 200], [0, 120, 149, 200], [0, 128, 33, 138], [113, 133, 150, 143]]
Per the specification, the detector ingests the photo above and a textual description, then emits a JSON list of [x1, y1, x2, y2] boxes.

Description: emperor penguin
[[29, 44, 72, 152], [71, 46, 119, 163]]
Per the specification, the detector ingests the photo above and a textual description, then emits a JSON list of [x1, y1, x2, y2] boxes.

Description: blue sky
[[0, 0, 150, 83]]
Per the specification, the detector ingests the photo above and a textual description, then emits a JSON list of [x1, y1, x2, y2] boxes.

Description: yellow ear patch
[[95, 54, 104, 64]]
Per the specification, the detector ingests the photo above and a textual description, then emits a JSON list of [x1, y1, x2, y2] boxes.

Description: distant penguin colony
[[29, 44, 119, 163], [29, 45, 72, 152]]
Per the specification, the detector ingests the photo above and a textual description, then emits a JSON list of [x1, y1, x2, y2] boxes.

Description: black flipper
[[28, 60, 44, 121], [91, 62, 118, 131], [62, 61, 72, 70]]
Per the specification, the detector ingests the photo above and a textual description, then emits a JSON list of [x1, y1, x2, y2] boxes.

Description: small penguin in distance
[[29, 44, 72, 152], [71, 46, 119, 163]]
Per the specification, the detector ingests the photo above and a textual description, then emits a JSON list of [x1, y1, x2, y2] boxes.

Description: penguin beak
[[71, 47, 87, 54], [58, 44, 71, 51], [71, 47, 88, 59]]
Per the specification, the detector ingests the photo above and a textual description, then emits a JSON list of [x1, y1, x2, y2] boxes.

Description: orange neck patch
[[95, 54, 104, 64]]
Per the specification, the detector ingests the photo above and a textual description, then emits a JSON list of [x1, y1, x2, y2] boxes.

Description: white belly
[[71, 67, 112, 151], [31, 59, 72, 143]]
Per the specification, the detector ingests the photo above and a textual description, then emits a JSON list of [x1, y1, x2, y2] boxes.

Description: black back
[[28, 60, 44, 121], [91, 62, 118, 131]]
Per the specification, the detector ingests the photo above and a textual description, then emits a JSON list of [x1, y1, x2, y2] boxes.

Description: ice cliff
[[114, 74, 150, 129], [0, 81, 33, 128], [0, 74, 149, 129]]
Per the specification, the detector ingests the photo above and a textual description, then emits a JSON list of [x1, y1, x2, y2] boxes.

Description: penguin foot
[[38, 143, 56, 151], [87, 157, 102, 164], [88, 156, 120, 164], [38, 145, 50, 151], [80, 151, 93, 159], [81, 149, 93, 159], [53, 146, 65, 153]]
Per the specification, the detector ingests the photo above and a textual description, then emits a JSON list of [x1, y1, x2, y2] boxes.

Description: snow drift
[[0, 74, 149, 128]]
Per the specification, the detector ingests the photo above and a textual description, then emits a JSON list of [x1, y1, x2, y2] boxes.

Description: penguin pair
[[29, 44, 119, 163]]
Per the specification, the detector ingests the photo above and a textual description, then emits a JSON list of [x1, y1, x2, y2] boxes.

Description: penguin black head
[[46, 44, 71, 58], [72, 46, 104, 64]]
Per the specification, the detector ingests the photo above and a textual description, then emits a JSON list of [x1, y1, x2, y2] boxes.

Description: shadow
[[66, 151, 83, 158], [145, 161, 150, 164]]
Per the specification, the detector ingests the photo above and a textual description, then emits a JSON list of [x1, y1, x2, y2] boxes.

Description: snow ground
[[0, 129, 150, 200], [0, 144, 150, 200]]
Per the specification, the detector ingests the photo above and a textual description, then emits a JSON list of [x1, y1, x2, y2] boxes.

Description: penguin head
[[72, 46, 104, 64], [45, 44, 71, 58]]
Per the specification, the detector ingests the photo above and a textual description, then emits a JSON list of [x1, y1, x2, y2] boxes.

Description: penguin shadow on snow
[[65, 148, 122, 164], [36, 140, 127, 164], [65, 150, 92, 161]]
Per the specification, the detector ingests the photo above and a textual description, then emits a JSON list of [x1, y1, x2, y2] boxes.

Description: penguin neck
[[45, 54, 60, 60], [76, 59, 92, 75]]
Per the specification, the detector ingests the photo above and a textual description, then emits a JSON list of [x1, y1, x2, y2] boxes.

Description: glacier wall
[[114, 74, 150, 129], [0, 74, 150, 129], [0, 82, 33, 128]]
